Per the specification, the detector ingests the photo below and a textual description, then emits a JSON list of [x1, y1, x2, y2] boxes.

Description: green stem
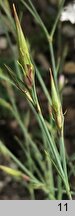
[[59, 127, 72, 199], [60, 128, 68, 180], [35, 66, 52, 106], [49, 41, 57, 88], [50, 0, 65, 38]]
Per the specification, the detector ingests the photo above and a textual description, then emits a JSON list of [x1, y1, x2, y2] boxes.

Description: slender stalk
[[35, 66, 52, 106], [59, 127, 72, 200], [42, 122, 55, 198], [49, 41, 57, 87], [60, 128, 68, 180], [57, 134, 63, 200], [50, 0, 65, 38]]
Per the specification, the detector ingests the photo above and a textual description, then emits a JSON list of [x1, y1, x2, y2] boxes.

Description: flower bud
[[13, 4, 34, 89], [50, 69, 64, 131], [0, 166, 29, 181]]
